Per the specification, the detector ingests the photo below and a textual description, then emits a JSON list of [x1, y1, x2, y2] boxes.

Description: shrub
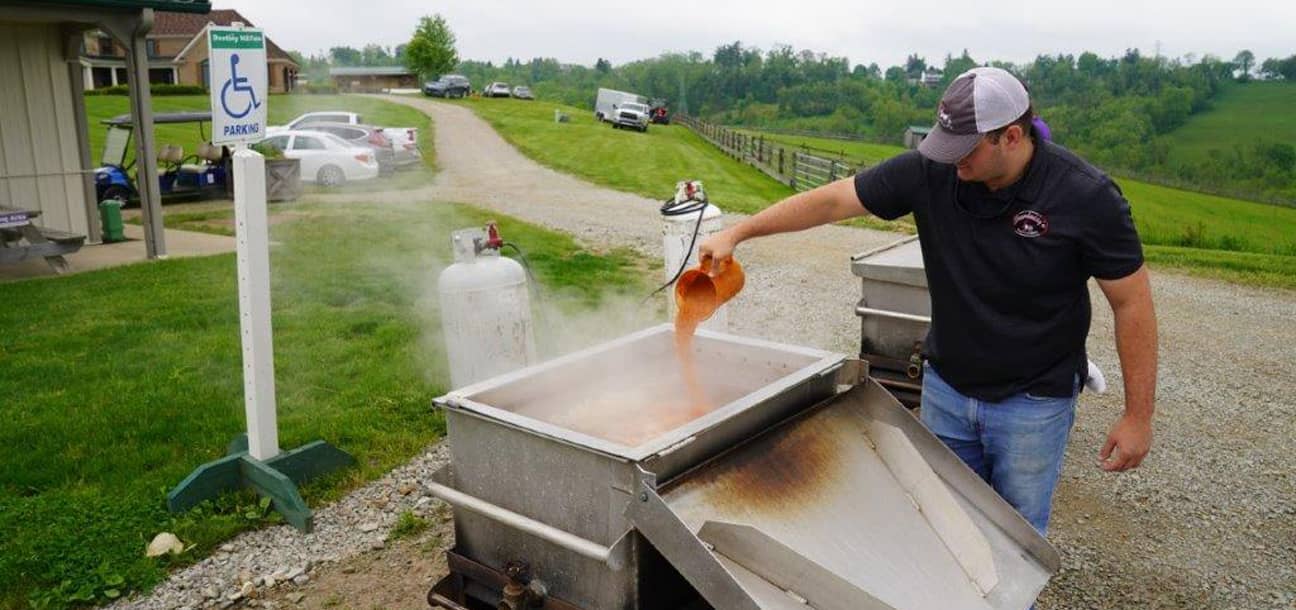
[[1177, 222, 1209, 248], [151, 84, 207, 95], [300, 83, 339, 95], [84, 84, 207, 96]]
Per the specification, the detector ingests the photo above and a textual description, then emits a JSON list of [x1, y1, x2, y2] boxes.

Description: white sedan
[[258, 130, 379, 186]]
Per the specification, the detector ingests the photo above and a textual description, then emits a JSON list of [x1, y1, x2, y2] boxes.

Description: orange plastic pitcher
[[674, 258, 745, 325]]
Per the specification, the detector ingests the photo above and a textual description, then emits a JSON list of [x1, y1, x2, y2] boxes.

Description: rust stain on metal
[[679, 409, 845, 515]]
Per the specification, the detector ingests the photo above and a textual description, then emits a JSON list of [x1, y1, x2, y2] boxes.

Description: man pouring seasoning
[[698, 67, 1158, 536]]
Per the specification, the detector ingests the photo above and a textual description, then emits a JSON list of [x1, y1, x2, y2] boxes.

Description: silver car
[[297, 122, 397, 175]]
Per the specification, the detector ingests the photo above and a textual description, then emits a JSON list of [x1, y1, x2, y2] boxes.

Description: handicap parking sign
[[208, 26, 267, 146]]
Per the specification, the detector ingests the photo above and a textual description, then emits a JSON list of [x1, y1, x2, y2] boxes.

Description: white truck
[[268, 111, 421, 167], [594, 88, 650, 131]]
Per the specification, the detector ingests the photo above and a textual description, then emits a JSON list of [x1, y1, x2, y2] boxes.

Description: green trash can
[[98, 199, 125, 243]]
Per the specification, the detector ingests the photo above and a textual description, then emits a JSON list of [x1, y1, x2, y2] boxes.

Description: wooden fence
[[673, 115, 861, 192]]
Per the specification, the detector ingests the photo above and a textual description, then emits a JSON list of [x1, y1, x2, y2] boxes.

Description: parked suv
[[423, 74, 471, 98], [485, 82, 511, 98], [612, 102, 650, 132]]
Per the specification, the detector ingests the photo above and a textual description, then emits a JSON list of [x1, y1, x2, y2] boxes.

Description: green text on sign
[[211, 31, 264, 49]]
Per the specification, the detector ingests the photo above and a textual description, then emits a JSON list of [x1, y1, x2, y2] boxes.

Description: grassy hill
[[443, 97, 794, 213], [1162, 82, 1296, 168], [745, 129, 1296, 259]]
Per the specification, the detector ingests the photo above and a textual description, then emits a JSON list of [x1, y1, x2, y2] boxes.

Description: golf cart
[[94, 111, 230, 205], [649, 97, 671, 124]]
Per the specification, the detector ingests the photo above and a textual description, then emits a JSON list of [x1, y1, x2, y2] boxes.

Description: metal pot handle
[[855, 305, 931, 324], [426, 468, 624, 569]]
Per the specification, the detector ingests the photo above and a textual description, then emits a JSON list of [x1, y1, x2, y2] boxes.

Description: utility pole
[[678, 72, 688, 116]]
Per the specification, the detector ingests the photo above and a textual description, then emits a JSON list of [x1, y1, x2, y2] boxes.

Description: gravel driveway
[[118, 96, 1295, 610]]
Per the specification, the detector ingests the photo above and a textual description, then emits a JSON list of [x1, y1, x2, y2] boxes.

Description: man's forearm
[[1113, 300, 1158, 421], [731, 177, 864, 243]]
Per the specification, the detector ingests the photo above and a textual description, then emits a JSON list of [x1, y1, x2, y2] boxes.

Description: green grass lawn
[[1119, 179, 1296, 256], [0, 201, 654, 609], [85, 93, 436, 175], [442, 97, 793, 214], [1144, 244, 1296, 289], [1162, 82, 1296, 168]]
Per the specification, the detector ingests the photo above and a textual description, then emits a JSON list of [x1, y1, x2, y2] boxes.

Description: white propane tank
[[437, 224, 537, 389], [662, 180, 727, 331]]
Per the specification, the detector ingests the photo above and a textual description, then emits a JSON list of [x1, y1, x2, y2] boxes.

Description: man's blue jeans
[[920, 362, 1077, 535]]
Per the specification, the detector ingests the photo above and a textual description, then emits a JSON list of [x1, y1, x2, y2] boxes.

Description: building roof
[[329, 66, 413, 77], [25, 0, 211, 12], [103, 111, 211, 126], [906, 126, 933, 135], [161, 9, 295, 64]]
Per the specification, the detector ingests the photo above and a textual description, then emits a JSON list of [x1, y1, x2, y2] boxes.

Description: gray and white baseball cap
[[917, 67, 1030, 164]]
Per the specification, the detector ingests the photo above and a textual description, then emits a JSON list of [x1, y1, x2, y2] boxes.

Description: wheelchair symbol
[[220, 54, 261, 119]]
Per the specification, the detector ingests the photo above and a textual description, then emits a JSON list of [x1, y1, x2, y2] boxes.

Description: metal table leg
[[17, 223, 69, 274]]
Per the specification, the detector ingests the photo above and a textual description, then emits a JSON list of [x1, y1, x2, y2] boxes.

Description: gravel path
[[116, 96, 1295, 610]]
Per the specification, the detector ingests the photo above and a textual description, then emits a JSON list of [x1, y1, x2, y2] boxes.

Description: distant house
[[79, 8, 298, 93], [904, 126, 932, 149], [329, 66, 418, 93], [907, 68, 944, 88]]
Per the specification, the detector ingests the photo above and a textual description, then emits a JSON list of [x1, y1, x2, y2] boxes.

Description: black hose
[[642, 195, 709, 305], [502, 241, 551, 351], [502, 242, 540, 300]]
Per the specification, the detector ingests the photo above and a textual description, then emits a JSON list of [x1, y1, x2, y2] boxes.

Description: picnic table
[[0, 206, 86, 275]]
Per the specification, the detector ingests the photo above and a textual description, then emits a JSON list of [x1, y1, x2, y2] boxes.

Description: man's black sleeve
[[1080, 178, 1145, 280], [853, 151, 924, 220]]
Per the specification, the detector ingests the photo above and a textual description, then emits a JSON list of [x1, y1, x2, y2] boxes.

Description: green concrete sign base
[[167, 434, 354, 532]]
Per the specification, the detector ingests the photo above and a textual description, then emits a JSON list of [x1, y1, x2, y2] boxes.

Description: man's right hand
[[695, 177, 868, 276], [698, 229, 739, 276]]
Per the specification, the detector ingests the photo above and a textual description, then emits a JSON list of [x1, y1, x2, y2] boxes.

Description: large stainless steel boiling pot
[[428, 324, 1057, 609]]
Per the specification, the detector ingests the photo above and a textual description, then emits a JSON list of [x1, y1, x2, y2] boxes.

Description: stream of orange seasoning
[[673, 258, 744, 420], [674, 295, 711, 417]]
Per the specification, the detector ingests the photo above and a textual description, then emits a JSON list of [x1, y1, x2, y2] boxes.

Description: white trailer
[[594, 88, 648, 123]]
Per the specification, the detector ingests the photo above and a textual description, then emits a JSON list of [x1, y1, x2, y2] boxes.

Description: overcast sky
[[220, 0, 1295, 70]]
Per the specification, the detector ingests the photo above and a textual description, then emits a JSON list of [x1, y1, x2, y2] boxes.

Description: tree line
[[450, 44, 1295, 204]]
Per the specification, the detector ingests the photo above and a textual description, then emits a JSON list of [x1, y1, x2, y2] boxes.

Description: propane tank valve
[[485, 221, 504, 250]]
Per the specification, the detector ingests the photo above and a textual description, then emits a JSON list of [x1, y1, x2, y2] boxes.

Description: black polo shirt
[[853, 141, 1144, 401]]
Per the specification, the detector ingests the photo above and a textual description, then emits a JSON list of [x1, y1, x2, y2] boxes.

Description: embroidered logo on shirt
[[1012, 210, 1049, 238]]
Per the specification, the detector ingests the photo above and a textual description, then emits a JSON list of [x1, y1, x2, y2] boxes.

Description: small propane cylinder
[[662, 180, 726, 331], [437, 222, 537, 389]]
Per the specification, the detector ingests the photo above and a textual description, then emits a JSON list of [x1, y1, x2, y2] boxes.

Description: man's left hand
[[1099, 413, 1152, 472]]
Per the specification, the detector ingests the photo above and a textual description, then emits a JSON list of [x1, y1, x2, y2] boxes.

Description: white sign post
[[231, 149, 277, 460], [167, 25, 352, 533], [209, 24, 277, 461]]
